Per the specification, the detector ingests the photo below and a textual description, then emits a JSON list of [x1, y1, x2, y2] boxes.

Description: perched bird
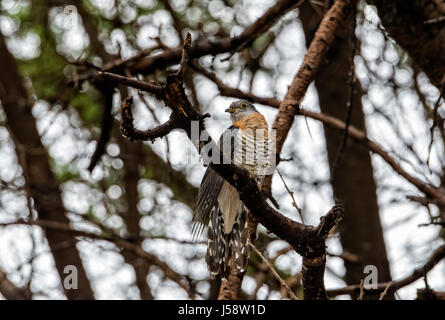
[[193, 100, 272, 278]]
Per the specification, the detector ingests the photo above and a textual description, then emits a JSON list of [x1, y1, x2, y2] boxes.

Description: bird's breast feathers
[[233, 112, 269, 134], [232, 112, 271, 177]]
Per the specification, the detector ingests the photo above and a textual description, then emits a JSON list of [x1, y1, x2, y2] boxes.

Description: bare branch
[[0, 269, 29, 300], [87, 85, 114, 172], [177, 33, 192, 78], [71, 0, 303, 85], [120, 97, 176, 142], [327, 244, 445, 297], [272, 0, 357, 160], [97, 71, 163, 98], [0, 219, 194, 298], [427, 80, 445, 166], [250, 243, 299, 300]]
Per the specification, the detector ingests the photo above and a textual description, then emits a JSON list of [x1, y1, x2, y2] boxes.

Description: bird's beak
[[225, 107, 235, 113]]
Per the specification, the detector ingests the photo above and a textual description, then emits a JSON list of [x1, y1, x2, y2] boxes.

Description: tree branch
[[0, 269, 29, 300], [272, 0, 356, 158], [120, 97, 177, 142], [97, 72, 163, 98], [70, 0, 303, 85], [87, 84, 114, 171], [327, 244, 445, 297], [0, 219, 194, 298], [133, 0, 302, 74]]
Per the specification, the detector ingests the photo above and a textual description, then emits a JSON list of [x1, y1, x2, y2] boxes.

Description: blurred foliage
[[70, 89, 103, 125]]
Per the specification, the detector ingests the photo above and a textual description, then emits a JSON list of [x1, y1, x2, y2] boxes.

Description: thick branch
[[120, 97, 176, 142], [97, 72, 163, 98], [118, 130, 154, 300], [272, 0, 357, 157], [0, 270, 29, 300]]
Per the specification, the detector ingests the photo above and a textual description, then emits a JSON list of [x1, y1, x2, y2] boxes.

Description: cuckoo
[[192, 100, 272, 278]]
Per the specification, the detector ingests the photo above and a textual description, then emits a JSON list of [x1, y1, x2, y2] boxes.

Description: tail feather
[[206, 206, 250, 279], [231, 210, 250, 271], [206, 206, 226, 277]]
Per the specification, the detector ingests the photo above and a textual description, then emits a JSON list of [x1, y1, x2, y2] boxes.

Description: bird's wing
[[192, 126, 239, 240]]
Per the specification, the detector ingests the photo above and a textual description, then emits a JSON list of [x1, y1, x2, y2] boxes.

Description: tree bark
[[119, 138, 154, 300], [299, 2, 393, 299], [0, 33, 95, 299]]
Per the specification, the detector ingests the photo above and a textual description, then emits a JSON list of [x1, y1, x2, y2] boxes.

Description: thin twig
[[250, 242, 299, 300], [357, 279, 365, 300], [427, 83, 444, 166], [424, 16, 445, 25], [379, 282, 392, 300], [276, 168, 305, 224]]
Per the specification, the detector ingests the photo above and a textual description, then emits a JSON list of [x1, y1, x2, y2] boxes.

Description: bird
[[192, 100, 272, 279]]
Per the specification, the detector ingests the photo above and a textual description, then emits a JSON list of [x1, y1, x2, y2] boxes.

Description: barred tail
[[206, 206, 250, 279]]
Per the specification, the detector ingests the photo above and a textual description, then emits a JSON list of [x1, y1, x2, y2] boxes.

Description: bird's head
[[225, 100, 258, 122]]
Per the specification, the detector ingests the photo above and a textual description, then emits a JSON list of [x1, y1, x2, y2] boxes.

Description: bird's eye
[[240, 102, 246, 108]]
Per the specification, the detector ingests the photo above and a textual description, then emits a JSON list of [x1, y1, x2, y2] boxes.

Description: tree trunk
[[119, 138, 154, 300], [299, 3, 393, 299], [0, 33, 95, 299]]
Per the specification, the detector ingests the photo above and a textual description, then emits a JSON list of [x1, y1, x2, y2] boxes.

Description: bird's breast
[[233, 113, 271, 178], [233, 112, 269, 134]]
